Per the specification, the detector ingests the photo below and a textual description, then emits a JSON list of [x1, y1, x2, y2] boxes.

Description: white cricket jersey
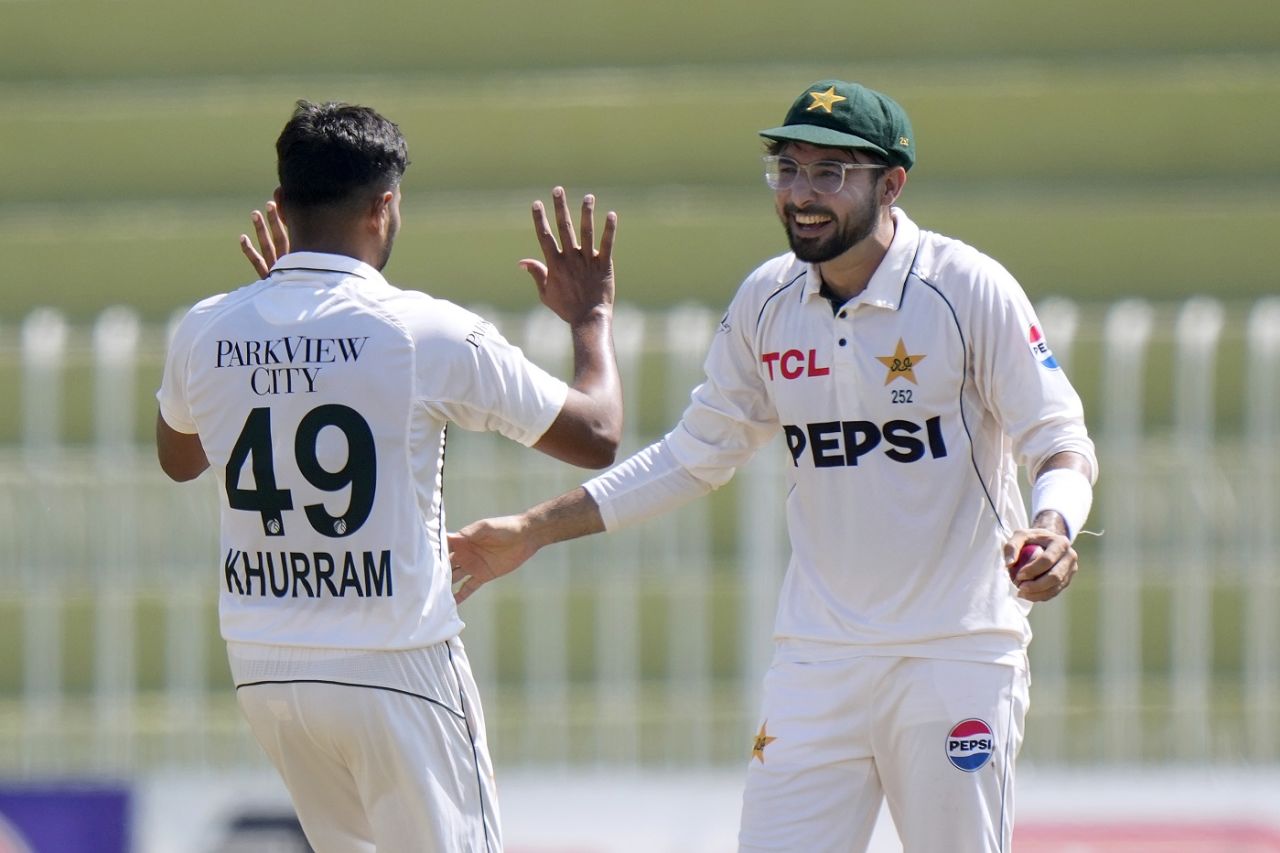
[[587, 208, 1096, 665], [158, 252, 568, 650]]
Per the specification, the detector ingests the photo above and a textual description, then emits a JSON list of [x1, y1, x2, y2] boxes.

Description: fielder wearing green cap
[[447, 79, 1098, 853], [759, 79, 916, 171]]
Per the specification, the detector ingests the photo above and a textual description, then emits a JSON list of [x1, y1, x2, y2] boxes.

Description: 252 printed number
[[225, 405, 376, 538], [891, 389, 913, 404]]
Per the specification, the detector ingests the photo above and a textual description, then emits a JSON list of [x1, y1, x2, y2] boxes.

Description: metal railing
[[1, 297, 1277, 775]]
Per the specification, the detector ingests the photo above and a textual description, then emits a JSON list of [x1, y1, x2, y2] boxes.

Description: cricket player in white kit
[[448, 80, 1098, 852], [155, 101, 623, 852]]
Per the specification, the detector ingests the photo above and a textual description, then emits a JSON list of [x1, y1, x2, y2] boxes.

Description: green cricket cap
[[759, 80, 915, 171]]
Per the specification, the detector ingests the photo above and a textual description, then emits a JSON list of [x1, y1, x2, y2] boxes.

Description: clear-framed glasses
[[763, 155, 885, 194]]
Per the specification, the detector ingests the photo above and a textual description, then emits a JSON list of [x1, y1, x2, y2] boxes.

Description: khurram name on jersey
[[158, 252, 569, 650]]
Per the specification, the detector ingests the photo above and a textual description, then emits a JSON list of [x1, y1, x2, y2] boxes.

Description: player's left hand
[[239, 200, 290, 278], [1003, 528, 1077, 602]]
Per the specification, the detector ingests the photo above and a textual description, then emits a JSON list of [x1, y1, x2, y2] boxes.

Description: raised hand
[[239, 200, 290, 279], [520, 187, 617, 324]]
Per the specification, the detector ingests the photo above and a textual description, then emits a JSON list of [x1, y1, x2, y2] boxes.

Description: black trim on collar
[[270, 266, 369, 279], [898, 231, 925, 309], [756, 269, 807, 331]]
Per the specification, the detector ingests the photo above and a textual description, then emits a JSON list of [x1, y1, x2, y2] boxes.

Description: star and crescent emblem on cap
[[752, 721, 777, 762], [806, 86, 847, 113], [876, 338, 927, 385]]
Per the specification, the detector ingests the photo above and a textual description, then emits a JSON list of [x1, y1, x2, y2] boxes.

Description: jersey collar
[[798, 207, 920, 311], [269, 251, 384, 284]]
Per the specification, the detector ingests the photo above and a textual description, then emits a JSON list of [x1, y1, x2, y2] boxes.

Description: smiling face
[[772, 142, 888, 264]]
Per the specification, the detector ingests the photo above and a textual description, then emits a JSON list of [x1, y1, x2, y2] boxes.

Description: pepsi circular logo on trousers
[[945, 718, 994, 771]]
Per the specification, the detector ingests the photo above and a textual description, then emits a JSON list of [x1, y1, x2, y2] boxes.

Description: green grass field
[[2, 5, 1278, 322], [4, 0, 1278, 82]]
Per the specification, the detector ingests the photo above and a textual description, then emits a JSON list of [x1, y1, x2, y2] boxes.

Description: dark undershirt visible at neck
[[819, 282, 848, 316]]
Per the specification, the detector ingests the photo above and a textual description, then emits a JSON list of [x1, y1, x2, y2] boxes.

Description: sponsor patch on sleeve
[[1028, 324, 1060, 369]]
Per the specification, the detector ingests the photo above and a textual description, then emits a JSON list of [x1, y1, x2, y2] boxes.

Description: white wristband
[[1030, 467, 1093, 542]]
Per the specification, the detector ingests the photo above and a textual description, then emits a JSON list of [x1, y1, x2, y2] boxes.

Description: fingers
[[449, 533, 488, 604], [579, 194, 595, 251], [245, 201, 289, 277], [455, 577, 480, 605], [1017, 563, 1075, 601], [265, 201, 289, 255], [451, 559, 481, 603], [448, 534, 470, 579], [552, 186, 578, 251], [518, 259, 549, 291], [598, 210, 618, 260], [452, 559, 493, 605], [239, 234, 270, 279], [1007, 543, 1043, 585], [1001, 531, 1028, 566], [251, 209, 275, 262], [1013, 545, 1077, 601], [1005, 527, 1078, 600], [530, 199, 559, 260], [530, 188, 614, 258], [525, 189, 614, 318]]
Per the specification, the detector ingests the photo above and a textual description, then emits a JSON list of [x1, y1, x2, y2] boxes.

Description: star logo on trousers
[[752, 721, 778, 763]]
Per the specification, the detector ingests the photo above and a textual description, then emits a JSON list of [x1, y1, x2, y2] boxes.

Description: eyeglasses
[[763, 155, 885, 194]]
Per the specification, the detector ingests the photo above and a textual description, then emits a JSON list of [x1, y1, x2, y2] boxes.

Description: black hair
[[275, 100, 409, 208], [763, 137, 889, 167]]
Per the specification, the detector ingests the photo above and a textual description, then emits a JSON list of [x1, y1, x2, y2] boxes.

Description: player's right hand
[[520, 187, 617, 325], [1003, 527, 1077, 602], [239, 200, 290, 279], [448, 516, 542, 604]]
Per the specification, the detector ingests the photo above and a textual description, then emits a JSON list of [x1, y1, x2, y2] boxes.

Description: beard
[[375, 217, 400, 271], [782, 191, 879, 263]]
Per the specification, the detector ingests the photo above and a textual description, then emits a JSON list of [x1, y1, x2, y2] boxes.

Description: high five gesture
[[521, 187, 618, 325]]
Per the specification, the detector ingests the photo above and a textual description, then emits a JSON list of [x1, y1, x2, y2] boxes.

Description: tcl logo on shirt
[[761, 348, 830, 380]]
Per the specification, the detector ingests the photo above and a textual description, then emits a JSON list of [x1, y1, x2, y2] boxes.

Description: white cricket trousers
[[739, 654, 1028, 853], [229, 637, 501, 853]]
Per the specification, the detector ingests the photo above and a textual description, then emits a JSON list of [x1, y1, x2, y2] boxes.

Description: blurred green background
[[2, 0, 1279, 777], [3, 0, 1278, 324]]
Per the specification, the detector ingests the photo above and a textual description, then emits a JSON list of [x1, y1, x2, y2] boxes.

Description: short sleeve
[[422, 314, 568, 446], [155, 308, 202, 434]]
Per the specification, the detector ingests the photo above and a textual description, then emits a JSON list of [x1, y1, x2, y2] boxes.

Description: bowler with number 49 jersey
[[160, 254, 569, 650], [156, 100, 623, 853]]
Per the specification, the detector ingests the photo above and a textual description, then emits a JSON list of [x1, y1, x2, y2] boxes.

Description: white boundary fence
[[1, 298, 1278, 776]]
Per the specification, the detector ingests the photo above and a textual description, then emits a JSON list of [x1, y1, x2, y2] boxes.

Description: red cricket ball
[[1010, 543, 1042, 583]]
